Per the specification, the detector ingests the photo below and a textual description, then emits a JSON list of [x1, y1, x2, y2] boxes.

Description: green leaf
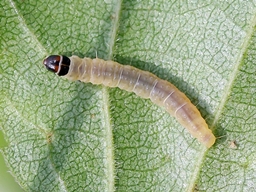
[[0, 0, 256, 191]]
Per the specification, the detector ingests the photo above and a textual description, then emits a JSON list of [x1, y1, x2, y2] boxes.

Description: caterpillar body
[[43, 55, 216, 148]]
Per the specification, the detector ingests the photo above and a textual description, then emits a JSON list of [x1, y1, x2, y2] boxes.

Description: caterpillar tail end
[[200, 132, 216, 148]]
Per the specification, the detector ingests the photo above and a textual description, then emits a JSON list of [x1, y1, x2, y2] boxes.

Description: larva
[[43, 55, 216, 148]]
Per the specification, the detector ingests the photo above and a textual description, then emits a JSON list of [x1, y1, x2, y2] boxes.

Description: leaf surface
[[0, 0, 256, 191]]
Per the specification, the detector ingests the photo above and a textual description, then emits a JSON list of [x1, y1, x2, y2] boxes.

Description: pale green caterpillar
[[43, 55, 216, 148]]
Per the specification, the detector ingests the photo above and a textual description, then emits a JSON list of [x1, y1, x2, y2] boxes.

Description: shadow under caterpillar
[[43, 55, 216, 148]]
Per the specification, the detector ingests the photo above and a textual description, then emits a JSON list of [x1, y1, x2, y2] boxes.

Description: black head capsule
[[43, 55, 70, 76]]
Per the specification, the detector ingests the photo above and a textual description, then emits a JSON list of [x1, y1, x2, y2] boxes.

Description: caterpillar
[[43, 55, 216, 148]]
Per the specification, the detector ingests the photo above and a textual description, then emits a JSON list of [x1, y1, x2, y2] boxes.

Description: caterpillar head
[[43, 55, 70, 76]]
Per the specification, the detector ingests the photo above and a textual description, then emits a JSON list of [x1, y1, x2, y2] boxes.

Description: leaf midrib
[[101, 1, 123, 191]]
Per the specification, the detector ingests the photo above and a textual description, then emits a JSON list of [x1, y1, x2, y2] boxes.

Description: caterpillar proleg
[[43, 55, 216, 148]]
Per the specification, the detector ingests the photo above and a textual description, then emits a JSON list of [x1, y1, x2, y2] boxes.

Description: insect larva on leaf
[[43, 55, 216, 148]]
